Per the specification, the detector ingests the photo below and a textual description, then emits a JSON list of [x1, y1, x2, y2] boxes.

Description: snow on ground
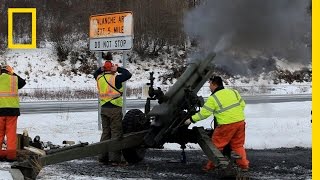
[[1, 46, 312, 96], [0, 169, 13, 180], [168, 101, 312, 150], [1, 46, 173, 91], [0, 100, 312, 178], [2, 47, 96, 90], [0, 45, 312, 179], [11, 101, 311, 151]]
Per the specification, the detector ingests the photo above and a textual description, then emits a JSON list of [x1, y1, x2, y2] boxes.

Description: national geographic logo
[[7, 8, 37, 49]]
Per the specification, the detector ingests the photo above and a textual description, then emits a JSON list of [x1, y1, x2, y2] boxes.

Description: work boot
[[238, 165, 249, 172], [0, 156, 6, 161], [118, 161, 128, 167], [240, 167, 249, 172], [6, 150, 17, 161], [98, 157, 109, 165], [0, 150, 6, 158], [110, 161, 128, 167], [202, 161, 215, 172], [109, 161, 120, 166]]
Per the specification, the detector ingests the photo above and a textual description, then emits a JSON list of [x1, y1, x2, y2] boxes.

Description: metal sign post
[[89, 12, 133, 130], [97, 52, 103, 130], [122, 52, 127, 116]]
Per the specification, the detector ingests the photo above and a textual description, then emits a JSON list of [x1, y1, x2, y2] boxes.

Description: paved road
[[20, 94, 311, 114]]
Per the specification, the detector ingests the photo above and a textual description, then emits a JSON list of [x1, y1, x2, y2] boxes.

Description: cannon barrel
[[165, 54, 215, 101], [145, 53, 216, 146]]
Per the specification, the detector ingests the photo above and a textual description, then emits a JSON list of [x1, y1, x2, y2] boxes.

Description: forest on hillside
[[0, 0, 201, 52], [0, 0, 312, 83]]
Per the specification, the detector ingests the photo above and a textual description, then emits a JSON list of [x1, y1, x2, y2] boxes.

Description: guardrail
[[19, 84, 311, 101], [19, 94, 311, 114]]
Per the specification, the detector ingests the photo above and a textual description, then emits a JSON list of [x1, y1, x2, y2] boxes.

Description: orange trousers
[[206, 120, 249, 169], [0, 116, 18, 160]]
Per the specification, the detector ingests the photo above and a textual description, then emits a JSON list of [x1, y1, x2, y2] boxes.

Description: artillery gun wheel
[[122, 109, 150, 164]]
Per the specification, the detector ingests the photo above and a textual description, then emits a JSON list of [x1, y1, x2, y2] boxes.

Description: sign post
[[97, 52, 103, 130], [89, 12, 133, 130], [122, 52, 129, 117]]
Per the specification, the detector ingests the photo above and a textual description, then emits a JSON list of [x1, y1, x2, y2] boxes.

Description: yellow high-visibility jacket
[[97, 73, 123, 107], [191, 88, 245, 125], [0, 73, 19, 108]]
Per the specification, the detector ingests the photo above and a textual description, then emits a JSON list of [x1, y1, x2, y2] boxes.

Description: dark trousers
[[99, 107, 123, 162]]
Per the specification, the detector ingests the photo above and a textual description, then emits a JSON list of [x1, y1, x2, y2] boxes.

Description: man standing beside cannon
[[185, 76, 249, 172], [94, 52, 132, 166], [0, 65, 26, 161]]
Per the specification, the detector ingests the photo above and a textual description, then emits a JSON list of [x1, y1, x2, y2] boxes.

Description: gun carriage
[[11, 53, 241, 179]]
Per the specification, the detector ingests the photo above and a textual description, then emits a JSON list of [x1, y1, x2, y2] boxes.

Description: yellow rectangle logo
[[8, 8, 37, 49]]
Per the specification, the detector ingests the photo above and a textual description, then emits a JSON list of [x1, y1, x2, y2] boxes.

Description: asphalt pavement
[[36, 147, 311, 180]]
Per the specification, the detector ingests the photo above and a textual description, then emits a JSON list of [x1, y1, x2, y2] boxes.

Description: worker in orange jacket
[[185, 76, 249, 171], [0, 65, 26, 161]]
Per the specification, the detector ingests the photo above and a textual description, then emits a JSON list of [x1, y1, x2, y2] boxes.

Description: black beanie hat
[[210, 76, 224, 86], [103, 52, 113, 60]]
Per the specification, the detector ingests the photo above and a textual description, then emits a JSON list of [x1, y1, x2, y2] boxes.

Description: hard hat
[[104, 61, 113, 71]]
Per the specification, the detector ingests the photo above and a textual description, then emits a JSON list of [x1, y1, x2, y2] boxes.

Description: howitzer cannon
[[10, 53, 241, 179]]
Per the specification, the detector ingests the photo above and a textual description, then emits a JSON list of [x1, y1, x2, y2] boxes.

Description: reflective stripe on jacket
[[97, 73, 123, 107], [0, 73, 19, 108], [191, 88, 245, 125]]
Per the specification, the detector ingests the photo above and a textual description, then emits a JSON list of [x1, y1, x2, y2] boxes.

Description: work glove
[[111, 64, 118, 73], [184, 118, 192, 125], [5, 65, 14, 75]]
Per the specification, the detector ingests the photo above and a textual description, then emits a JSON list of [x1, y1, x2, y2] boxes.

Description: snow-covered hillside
[[0, 45, 312, 98]]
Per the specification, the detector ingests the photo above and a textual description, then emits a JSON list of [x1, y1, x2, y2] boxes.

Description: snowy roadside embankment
[[1, 46, 312, 101], [13, 101, 311, 151]]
